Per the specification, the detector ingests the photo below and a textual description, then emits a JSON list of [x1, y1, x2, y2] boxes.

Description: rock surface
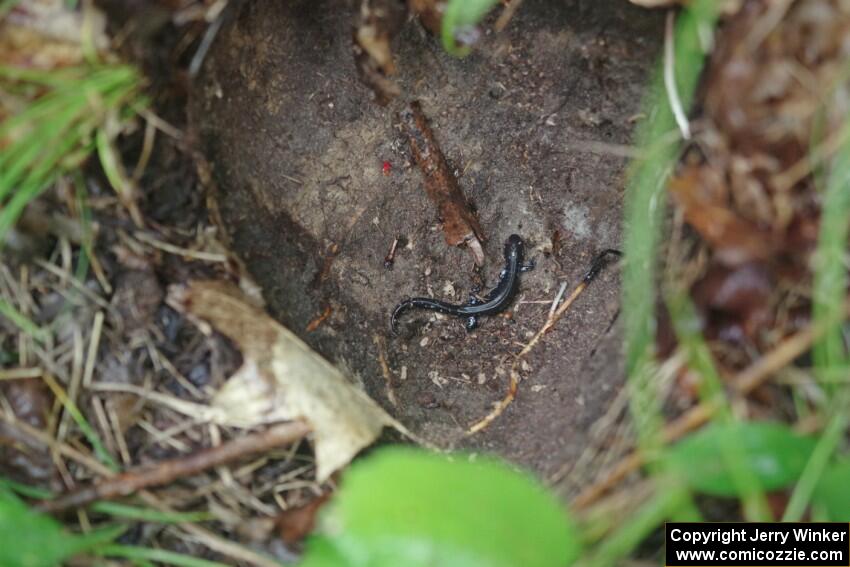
[[190, 0, 662, 485]]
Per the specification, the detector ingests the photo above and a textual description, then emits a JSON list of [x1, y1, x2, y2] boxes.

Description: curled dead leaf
[[275, 493, 331, 546], [167, 280, 397, 482], [669, 166, 772, 266]]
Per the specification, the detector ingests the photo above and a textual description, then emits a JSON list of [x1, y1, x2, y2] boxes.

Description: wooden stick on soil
[[467, 250, 621, 435], [399, 101, 486, 266], [39, 420, 311, 513]]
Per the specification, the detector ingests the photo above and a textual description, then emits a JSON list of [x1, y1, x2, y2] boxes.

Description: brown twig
[[383, 235, 404, 269], [39, 420, 311, 513], [309, 242, 340, 289], [373, 334, 399, 407], [6, 410, 304, 567], [467, 250, 621, 434], [399, 101, 486, 266], [305, 305, 333, 332], [5, 410, 282, 567], [494, 0, 524, 32], [572, 318, 826, 510]]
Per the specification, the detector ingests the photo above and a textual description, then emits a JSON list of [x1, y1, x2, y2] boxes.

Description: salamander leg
[[467, 285, 483, 305], [582, 249, 622, 283], [465, 315, 479, 331], [520, 259, 535, 272]]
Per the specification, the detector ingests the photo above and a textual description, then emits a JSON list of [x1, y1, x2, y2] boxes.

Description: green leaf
[[812, 460, 850, 521], [442, 0, 500, 56], [0, 488, 124, 567], [302, 447, 580, 567], [667, 422, 817, 496]]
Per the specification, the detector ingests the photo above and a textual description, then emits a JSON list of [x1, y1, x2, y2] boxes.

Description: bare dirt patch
[[191, 0, 663, 481]]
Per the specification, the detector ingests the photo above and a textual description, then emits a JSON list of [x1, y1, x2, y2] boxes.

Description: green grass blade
[[98, 545, 236, 567], [442, 0, 500, 56], [812, 120, 850, 380], [783, 400, 849, 521], [0, 106, 88, 199], [0, 299, 49, 342], [0, 63, 143, 249], [43, 374, 119, 471], [784, 123, 850, 520], [90, 502, 213, 524], [0, 479, 212, 523], [0, 0, 21, 19], [623, 0, 720, 375], [621, 0, 721, 454], [666, 294, 771, 520], [0, 478, 52, 499], [0, 134, 80, 240], [587, 486, 690, 567]]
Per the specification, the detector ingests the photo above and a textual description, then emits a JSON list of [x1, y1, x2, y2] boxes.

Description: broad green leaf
[[0, 488, 124, 567], [667, 422, 817, 496], [812, 460, 850, 521], [302, 447, 580, 567], [442, 0, 500, 56]]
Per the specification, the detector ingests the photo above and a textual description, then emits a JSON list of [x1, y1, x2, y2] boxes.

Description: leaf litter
[[166, 279, 401, 482], [7, 0, 850, 562]]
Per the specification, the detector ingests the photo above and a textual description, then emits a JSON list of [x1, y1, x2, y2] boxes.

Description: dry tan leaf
[[167, 280, 395, 481]]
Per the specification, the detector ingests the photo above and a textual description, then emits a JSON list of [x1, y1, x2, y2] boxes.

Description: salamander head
[[504, 234, 524, 263]]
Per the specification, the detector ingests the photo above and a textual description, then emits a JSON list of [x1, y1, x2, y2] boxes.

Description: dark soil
[[190, 0, 663, 483]]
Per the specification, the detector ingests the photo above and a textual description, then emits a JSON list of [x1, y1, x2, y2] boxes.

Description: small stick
[[383, 235, 405, 269], [39, 421, 311, 513], [373, 334, 399, 406], [305, 305, 333, 332], [572, 312, 830, 510], [399, 101, 486, 266], [1, 409, 281, 567], [494, 0, 524, 32], [467, 250, 621, 434]]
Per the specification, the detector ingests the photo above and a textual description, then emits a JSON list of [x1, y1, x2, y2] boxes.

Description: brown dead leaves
[[666, 0, 850, 348], [669, 166, 772, 267]]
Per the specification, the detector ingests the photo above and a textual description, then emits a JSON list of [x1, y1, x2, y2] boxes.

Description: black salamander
[[391, 234, 534, 334]]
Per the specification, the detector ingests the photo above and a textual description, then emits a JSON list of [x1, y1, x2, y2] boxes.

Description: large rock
[[190, 0, 662, 483]]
